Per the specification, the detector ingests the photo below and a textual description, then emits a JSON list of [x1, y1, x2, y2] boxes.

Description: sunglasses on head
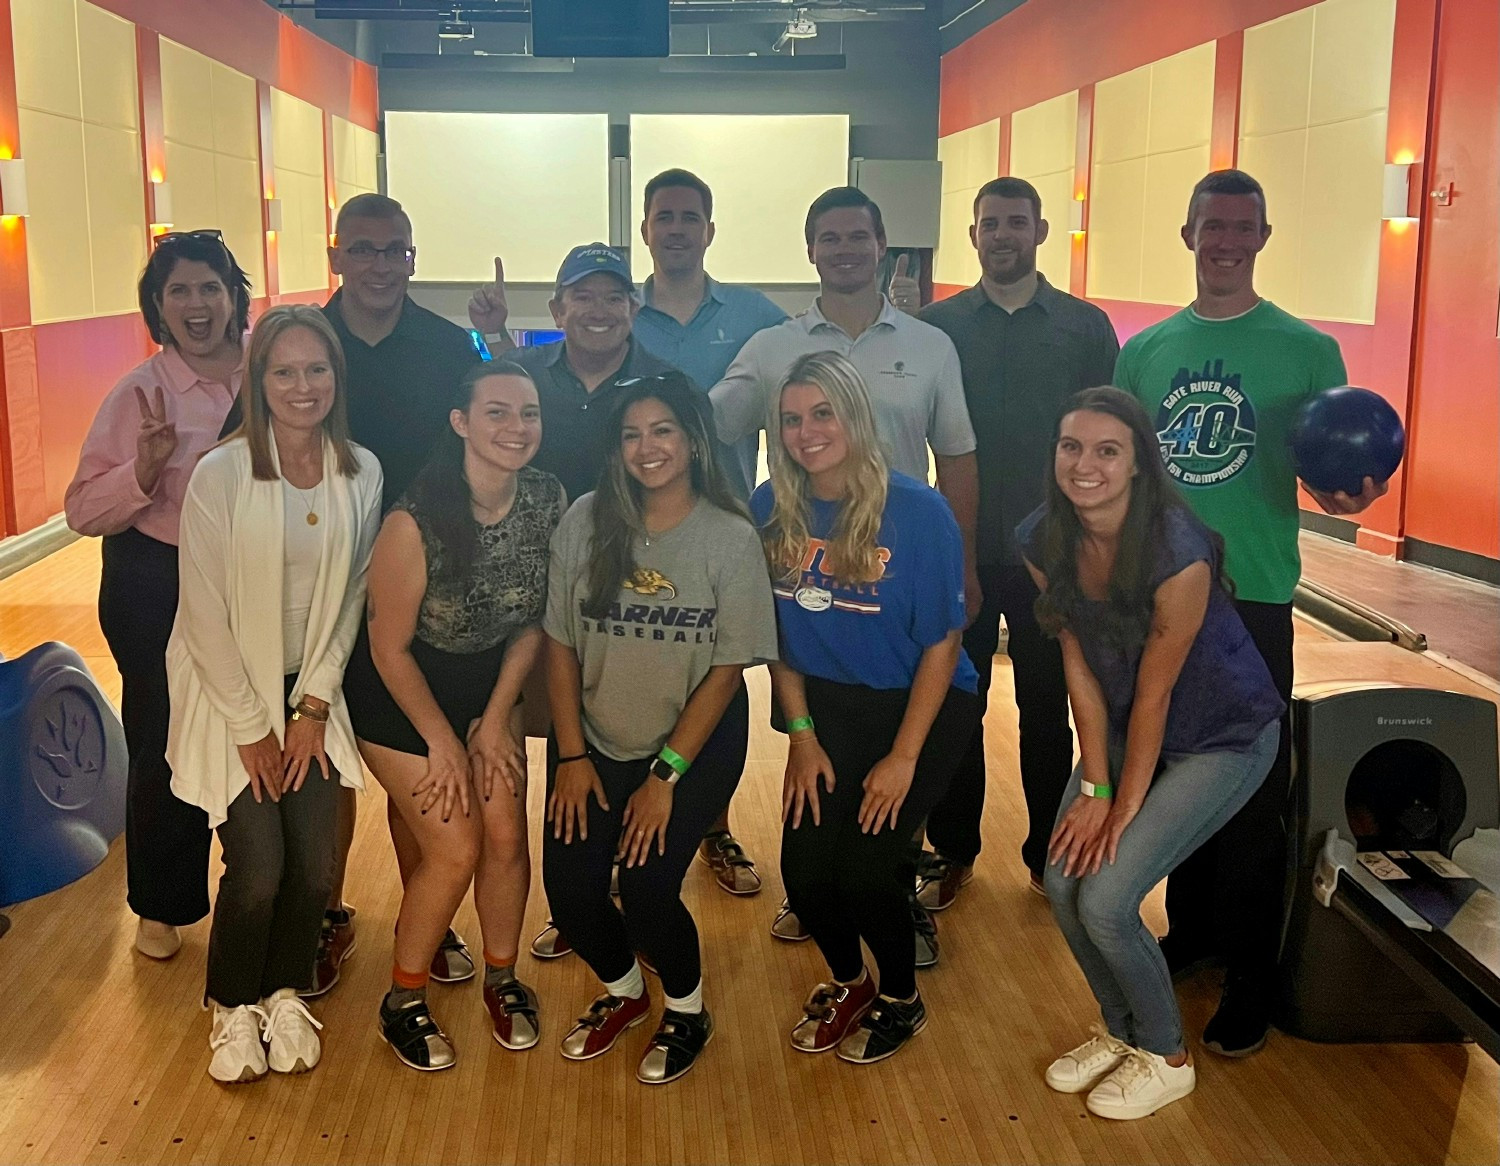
[[152, 229, 226, 251]]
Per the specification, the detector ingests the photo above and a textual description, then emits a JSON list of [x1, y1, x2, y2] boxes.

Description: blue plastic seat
[[0, 642, 127, 906]]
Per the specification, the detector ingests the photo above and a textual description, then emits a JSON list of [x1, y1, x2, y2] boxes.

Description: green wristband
[[1080, 779, 1113, 799], [785, 715, 815, 734], [657, 745, 690, 776]]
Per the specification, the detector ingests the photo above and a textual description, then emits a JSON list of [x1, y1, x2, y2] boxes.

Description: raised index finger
[[133, 385, 152, 419], [153, 384, 167, 421], [493, 256, 505, 286]]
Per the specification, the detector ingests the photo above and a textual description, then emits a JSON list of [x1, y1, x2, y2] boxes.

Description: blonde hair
[[762, 351, 888, 585], [231, 304, 359, 482]]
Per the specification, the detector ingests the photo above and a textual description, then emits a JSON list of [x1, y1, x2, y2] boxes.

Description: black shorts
[[343, 626, 510, 757]]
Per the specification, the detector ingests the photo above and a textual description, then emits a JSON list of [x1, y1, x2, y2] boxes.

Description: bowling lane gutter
[[1294, 579, 1428, 652]]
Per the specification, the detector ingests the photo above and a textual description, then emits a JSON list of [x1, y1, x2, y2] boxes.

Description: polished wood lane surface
[[0, 539, 1494, 1164]]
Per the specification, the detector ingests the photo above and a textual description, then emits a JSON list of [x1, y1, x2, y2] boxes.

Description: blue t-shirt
[[751, 471, 980, 693], [1016, 503, 1284, 754], [635, 276, 787, 495]]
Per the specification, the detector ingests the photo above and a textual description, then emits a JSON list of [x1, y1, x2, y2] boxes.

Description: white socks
[[665, 979, 704, 1016], [604, 961, 646, 1001]]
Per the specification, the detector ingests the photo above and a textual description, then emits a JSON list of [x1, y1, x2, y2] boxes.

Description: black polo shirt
[[325, 291, 479, 508], [220, 291, 479, 509], [921, 275, 1119, 566], [508, 337, 682, 504]]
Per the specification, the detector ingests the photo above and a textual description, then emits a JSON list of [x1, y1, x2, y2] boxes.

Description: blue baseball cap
[[555, 243, 634, 294]]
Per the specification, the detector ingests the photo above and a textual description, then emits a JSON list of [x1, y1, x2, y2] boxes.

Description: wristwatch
[[650, 757, 681, 785]]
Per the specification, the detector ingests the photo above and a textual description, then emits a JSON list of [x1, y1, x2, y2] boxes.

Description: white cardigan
[[167, 433, 383, 827]]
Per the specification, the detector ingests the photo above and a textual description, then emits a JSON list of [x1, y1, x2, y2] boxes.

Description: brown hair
[[230, 305, 360, 482]]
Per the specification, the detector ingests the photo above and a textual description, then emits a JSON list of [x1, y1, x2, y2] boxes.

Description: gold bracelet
[[292, 701, 329, 723]]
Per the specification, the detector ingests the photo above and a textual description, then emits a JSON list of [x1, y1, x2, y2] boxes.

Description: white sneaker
[[1045, 1026, 1134, 1093], [1085, 1048, 1196, 1120], [209, 1003, 268, 1084], [135, 918, 182, 960], [263, 988, 323, 1074]]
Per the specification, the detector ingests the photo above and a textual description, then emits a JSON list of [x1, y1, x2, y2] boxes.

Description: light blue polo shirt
[[635, 275, 787, 496]]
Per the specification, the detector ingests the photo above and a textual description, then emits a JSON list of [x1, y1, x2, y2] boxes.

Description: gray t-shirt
[[544, 493, 779, 761]]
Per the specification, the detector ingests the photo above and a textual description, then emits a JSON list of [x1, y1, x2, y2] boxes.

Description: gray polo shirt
[[707, 296, 976, 480]]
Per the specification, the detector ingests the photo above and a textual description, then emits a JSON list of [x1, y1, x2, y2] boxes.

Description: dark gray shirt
[[508, 338, 683, 505], [921, 276, 1119, 566]]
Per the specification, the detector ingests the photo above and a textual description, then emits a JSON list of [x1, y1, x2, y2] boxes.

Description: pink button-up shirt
[[64, 347, 242, 546]]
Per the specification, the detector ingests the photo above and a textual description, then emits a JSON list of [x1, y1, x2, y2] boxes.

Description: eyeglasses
[[153, 229, 225, 250], [339, 242, 417, 266]]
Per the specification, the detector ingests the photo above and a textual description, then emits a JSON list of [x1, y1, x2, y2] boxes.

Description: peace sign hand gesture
[[132, 384, 177, 496]]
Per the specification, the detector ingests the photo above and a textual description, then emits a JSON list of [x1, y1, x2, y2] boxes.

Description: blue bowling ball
[[1289, 385, 1405, 497]]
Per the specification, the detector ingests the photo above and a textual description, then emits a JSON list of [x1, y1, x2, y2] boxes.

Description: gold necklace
[[289, 479, 321, 526]]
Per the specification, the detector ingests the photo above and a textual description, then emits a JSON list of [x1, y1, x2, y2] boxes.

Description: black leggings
[[781, 677, 980, 1001], [542, 683, 748, 1000]]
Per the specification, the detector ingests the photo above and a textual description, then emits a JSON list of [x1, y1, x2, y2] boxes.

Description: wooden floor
[[0, 539, 1495, 1165]]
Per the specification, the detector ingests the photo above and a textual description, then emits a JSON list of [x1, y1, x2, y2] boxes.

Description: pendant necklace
[[291, 480, 321, 526]]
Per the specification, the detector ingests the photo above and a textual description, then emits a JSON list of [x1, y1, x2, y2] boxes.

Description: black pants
[[542, 683, 747, 1000], [98, 528, 211, 926], [782, 678, 980, 1001], [1164, 599, 1295, 995], [926, 563, 1073, 874], [206, 676, 341, 1006]]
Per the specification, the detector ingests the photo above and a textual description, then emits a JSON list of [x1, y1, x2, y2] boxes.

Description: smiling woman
[[62, 231, 253, 965], [165, 303, 384, 1085]]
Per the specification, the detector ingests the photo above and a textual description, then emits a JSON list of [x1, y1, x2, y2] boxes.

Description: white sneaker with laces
[[262, 987, 323, 1074], [1045, 1025, 1134, 1093], [1085, 1047, 1196, 1120], [209, 1003, 268, 1083]]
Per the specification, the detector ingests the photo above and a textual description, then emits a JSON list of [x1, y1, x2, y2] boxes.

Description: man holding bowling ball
[[1112, 168, 1387, 1060]]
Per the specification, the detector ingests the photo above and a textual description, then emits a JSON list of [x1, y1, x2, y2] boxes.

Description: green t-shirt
[[1113, 301, 1348, 603]]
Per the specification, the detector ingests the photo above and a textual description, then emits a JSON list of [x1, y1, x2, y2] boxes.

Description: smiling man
[[1114, 168, 1384, 1060], [708, 187, 980, 617], [632, 170, 788, 500], [507, 243, 682, 507], [916, 177, 1120, 915]]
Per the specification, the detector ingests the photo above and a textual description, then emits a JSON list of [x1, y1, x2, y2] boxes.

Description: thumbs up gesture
[[887, 253, 921, 315], [468, 256, 510, 334]]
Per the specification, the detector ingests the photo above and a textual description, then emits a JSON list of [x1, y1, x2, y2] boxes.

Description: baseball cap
[[555, 243, 634, 293]]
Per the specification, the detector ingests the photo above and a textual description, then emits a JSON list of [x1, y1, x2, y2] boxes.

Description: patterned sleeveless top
[[396, 465, 563, 654]]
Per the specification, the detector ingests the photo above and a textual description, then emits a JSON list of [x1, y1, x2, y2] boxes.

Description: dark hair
[[1033, 386, 1229, 647], [138, 234, 251, 346], [582, 373, 747, 619], [405, 360, 537, 584], [804, 186, 885, 247], [643, 168, 713, 220], [232, 305, 361, 482], [334, 192, 413, 239], [1186, 168, 1268, 229], [974, 176, 1043, 221]]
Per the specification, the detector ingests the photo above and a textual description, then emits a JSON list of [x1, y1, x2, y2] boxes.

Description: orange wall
[[1402, 0, 1500, 560], [0, 0, 377, 537], [938, 0, 1498, 565]]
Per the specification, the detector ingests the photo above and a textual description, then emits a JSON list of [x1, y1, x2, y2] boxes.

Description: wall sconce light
[[0, 158, 30, 217], [1382, 162, 1415, 220], [151, 179, 174, 229], [1068, 198, 1085, 234], [265, 197, 284, 232]]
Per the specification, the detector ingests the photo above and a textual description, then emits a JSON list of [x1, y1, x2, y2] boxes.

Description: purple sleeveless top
[[1017, 504, 1285, 754]]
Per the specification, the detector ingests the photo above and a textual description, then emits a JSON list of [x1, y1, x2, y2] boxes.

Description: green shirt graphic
[[1114, 301, 1348, 603]]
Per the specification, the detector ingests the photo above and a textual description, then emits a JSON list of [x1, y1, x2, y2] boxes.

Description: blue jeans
[[1044, 721, 1279, 1055]]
